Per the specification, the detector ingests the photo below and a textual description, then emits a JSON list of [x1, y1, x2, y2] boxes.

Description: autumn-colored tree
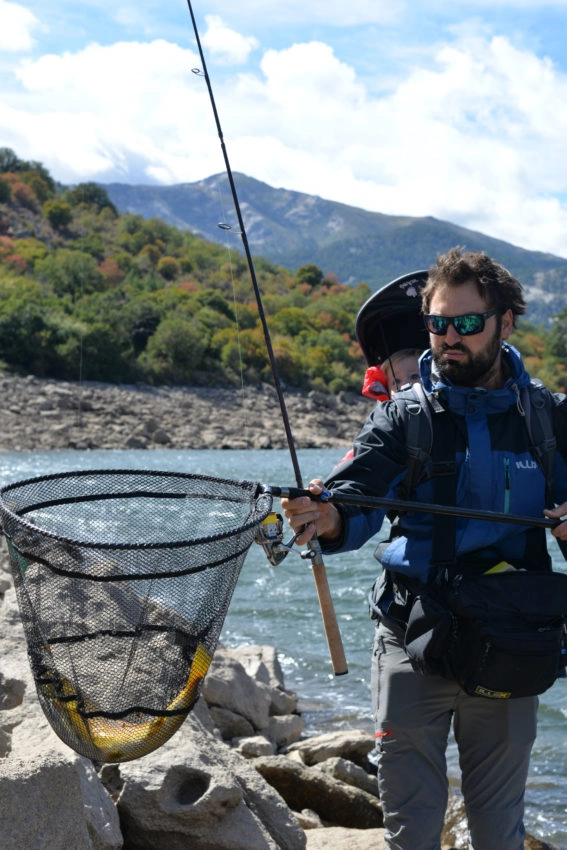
[[5, 254, 27, 274], [0, 236, 14, 259], [98, 257, 126, 286], [11, 180, 37, 211]]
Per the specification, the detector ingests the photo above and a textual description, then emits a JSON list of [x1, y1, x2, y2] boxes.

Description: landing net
[[0, 470, 272, 763]]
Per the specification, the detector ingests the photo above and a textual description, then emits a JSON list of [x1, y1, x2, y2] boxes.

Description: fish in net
[[0, 469, 272, 763]]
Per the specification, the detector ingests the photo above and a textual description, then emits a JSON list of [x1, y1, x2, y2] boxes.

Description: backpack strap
[[392, 385, 459, 576], [521, 380, 567, 562], [394, 384, 451, 501], [521, 380, 556, 506]]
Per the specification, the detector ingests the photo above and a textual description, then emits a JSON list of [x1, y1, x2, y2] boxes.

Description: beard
[[432, 329, 503, 387]]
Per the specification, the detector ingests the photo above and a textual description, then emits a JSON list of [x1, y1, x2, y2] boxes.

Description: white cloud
[[0, 0, 41, 51], [6, 39, 225, 183], [3, 26, 567, 258], [201, 15, 258, 65]]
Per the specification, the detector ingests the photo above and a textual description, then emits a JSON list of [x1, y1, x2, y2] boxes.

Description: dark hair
[[422, 247, 526, 326]]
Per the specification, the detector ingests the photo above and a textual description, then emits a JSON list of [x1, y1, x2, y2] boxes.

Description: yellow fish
[[45, 642, 212, 762]]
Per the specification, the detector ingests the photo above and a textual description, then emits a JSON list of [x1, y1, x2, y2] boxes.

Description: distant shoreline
[[0, 374, 374, 453]]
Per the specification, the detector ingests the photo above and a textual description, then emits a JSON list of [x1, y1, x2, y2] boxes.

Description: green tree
[[295, 263, 324, 288], [64, 182, 118, 215], [0, 176, 11, 203], [269, 306, 314, 336], [43, 200, 72, 230], [548, 307, 567, 359], [35, 249, 103, 298], [139, 316, 209, 383], [157, 256, 180, 281]]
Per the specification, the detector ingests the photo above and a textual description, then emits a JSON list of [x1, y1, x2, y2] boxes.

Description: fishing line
[[185, 1, 347, 674]]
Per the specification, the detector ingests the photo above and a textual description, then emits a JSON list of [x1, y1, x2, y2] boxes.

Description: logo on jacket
[[515, 460, 538, 470]]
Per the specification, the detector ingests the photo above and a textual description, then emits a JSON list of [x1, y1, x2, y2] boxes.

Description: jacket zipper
[[504, 457, 510, 513]]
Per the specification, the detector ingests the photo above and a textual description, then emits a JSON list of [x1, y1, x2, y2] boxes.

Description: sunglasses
[[423, 310, 498, 336]]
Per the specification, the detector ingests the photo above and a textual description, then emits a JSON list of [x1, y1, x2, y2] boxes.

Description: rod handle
[[308, 536, 348, 676]]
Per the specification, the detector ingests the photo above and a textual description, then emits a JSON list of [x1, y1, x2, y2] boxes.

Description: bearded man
[[282, 247, 567, 850]]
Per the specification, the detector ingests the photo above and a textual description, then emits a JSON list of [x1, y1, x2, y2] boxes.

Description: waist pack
[[404, 570, 567, 699]]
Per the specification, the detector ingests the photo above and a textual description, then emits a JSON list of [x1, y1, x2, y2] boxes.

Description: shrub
[[0, 176, 11, 203], [43, 200, 73, 230]]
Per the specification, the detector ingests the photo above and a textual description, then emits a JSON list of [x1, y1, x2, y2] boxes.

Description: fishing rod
[[266, 486, 562, 531], [185, 2, 348, 675]]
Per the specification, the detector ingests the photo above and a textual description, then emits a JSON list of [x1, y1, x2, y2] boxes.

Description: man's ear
[[500, 308, 514, 340]]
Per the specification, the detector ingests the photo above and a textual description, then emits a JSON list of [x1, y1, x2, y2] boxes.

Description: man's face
[[427, 281, 512, 388]]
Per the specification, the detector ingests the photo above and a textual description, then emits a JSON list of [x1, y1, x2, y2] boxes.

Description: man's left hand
[[544, 502, 567, 539]]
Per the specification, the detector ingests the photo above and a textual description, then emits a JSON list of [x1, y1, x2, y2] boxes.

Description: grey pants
[[371, 620, 538, 850]]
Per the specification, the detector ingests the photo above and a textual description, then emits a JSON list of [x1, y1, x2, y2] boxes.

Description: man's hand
[[280, 479, 343, 545], [544, 502, 567, 540]]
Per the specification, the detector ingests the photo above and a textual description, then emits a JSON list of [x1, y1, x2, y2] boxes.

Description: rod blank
[[268, 485, 560, 531]]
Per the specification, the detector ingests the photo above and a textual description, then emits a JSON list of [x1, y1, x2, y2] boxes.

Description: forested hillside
[[105, 173, 567, 327], [0, 148, 566, 393]]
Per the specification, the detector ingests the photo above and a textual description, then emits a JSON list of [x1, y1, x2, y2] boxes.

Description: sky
[[2, 0, 567, 259]]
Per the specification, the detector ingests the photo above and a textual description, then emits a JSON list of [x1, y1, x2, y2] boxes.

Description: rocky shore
[[0, 374, 374, 452]]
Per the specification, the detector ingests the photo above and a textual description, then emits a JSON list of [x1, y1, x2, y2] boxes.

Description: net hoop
[[0, 469, 268, 549], [0, 469, 273, 761]]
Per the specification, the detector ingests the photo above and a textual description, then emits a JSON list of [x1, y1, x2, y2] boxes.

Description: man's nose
[[445, 323, 462, 345]]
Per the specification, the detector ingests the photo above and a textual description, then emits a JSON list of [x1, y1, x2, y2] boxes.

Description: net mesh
[[0, 469, 271, 763]]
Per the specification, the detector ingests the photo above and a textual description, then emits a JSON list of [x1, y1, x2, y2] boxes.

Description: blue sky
[[2, 0, 567, 259]]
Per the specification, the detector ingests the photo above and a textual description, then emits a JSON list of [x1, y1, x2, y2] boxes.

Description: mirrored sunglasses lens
[[453, 314, 483, 335], [427, 316, 448, 334]]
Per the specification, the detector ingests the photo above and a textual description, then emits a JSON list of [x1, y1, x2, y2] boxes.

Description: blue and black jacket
[[323, 345, 567, 584]]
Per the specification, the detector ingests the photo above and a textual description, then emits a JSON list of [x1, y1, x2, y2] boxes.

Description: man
[[282, 247, 567, 850]]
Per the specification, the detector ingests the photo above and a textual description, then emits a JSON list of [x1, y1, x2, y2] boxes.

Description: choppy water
[[0, 447, 564, 848]]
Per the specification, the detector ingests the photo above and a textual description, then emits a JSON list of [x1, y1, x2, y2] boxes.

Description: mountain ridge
[[102, 173, 567, 326]]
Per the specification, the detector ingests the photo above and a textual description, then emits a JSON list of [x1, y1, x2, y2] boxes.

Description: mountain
[[102, 173, 567, 326]]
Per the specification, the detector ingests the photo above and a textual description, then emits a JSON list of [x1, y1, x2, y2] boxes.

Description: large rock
[[305, 827, 387, 850], [0, 754, 122, 850], [107, 716, 306, 850], [254, 755, 383, 830], [287, 729, 375, 769], [313, 756, 378, 798], [202, 646, 271, 731], [202, 644, 305, 748]]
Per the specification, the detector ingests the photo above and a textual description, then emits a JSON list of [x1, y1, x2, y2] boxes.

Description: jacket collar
[[419, 344, 531, 415]]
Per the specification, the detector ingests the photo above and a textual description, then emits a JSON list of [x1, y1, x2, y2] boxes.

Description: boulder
[[253, 755, 383, 829], [313, 756, 378, 798], [202, 647, 271, 731], [305, 827, 387, 850], [107, 715, 306, 850], [287, 729, 375, 770], [0, 754, 122, 850]]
